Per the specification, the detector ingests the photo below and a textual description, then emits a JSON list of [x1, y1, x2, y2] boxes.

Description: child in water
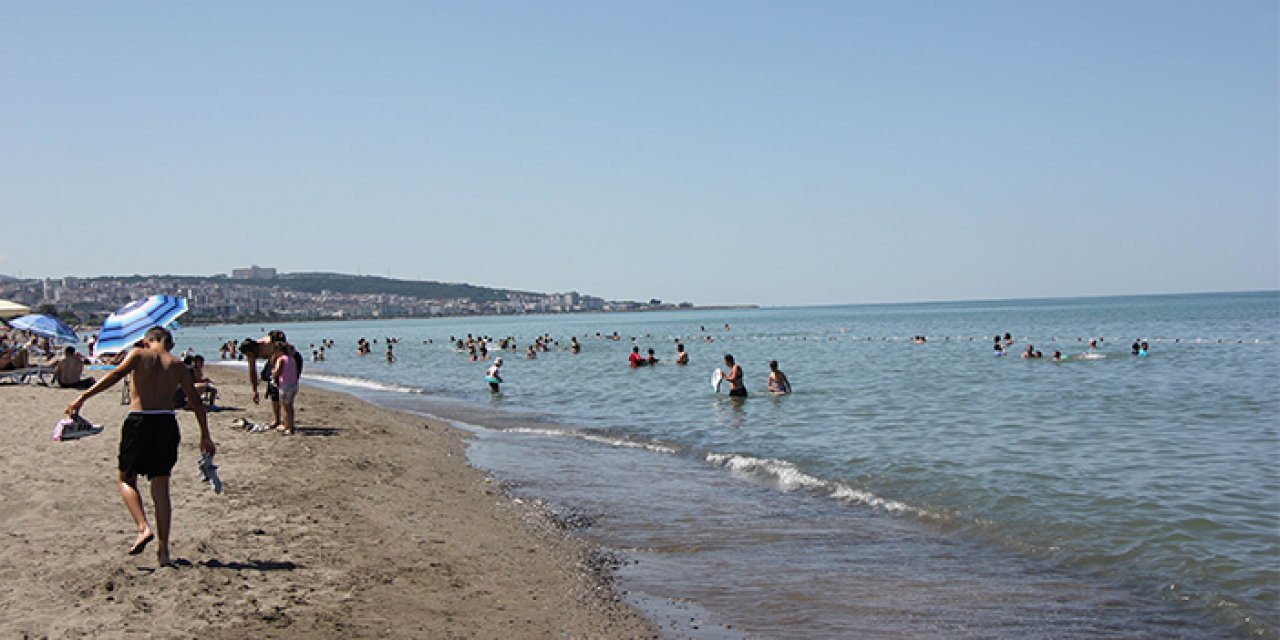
[[767, 360, 791, 394], [485, 357, 503, 393]]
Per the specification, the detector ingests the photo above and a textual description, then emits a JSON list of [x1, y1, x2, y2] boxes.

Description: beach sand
[[0, 376, 658, 638]]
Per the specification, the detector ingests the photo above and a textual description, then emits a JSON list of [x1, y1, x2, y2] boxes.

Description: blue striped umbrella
[[8, 313, 79, 344], [92, 295, 188, 357]]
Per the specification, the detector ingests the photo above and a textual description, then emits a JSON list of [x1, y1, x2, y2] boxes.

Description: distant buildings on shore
[[230, 265, 277, 280], [0, 268, 703, 323]]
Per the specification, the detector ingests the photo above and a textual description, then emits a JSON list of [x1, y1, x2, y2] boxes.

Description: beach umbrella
[[0, 299, 30, 320], [8, 313, 79, 344], [93, 295, 188, 357]]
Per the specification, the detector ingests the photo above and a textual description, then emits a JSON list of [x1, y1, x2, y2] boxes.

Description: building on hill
[[231, 265, 277, 280]]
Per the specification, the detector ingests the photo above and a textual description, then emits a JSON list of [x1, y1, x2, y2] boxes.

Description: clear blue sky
[[2, 1, 1276, 306]]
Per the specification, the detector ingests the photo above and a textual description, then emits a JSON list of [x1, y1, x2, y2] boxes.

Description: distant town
[[0, 267, 718, 324]]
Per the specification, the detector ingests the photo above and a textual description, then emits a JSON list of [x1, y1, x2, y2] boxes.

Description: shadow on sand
[[201, 559, 302, 571]]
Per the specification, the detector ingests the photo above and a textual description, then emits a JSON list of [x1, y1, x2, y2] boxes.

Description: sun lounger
[[0, 366, 54, 385]]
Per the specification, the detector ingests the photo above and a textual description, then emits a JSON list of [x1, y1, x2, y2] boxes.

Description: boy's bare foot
[[128, 530, 154, 555]]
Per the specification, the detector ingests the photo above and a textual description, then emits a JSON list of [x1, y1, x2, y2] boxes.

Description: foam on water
[[706, 452, 934, 518], [504, 427, 680, 455]]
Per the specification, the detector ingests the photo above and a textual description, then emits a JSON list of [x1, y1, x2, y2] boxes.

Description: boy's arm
[[66, 350, 138, 415], [179, 368, 216, 455], [245, 354, 260, 404]]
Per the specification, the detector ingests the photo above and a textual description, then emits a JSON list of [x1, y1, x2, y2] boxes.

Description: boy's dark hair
[[145, 326, 174, 349], [724, 354, 735, 364], [239, 339, 258, 356]]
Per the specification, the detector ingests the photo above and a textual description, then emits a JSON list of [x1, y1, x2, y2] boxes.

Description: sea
[[184, 291, 1279, 638]]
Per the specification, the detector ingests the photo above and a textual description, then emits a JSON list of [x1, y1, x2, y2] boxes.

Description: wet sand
[[0, 376, 657, 638]]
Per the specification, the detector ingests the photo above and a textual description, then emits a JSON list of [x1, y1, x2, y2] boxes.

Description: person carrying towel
[[65, 326, 216, 567]]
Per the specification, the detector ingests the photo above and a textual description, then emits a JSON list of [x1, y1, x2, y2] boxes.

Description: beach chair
[[0, 366, 54, 385]]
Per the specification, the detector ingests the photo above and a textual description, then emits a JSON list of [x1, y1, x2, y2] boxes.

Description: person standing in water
[[486, 357, 504, 393], [723, 354, 747, 398], [64, 327, 216, 567], [767, 360, 791, 394]]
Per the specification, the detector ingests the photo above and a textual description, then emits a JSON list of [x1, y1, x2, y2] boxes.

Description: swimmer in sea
[[1052, 351, 1063, 361], [485, 357, 503, 393], [1139, 341, 1149, 357], [629, 346, 645, 367], [675, 343, 689, 365], [767, 360, 791, 394], [723, 354, 746, 398], [646, 348, 659, 365]]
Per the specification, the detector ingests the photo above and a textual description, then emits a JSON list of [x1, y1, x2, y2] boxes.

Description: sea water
[[188, 291, 1279, 638]]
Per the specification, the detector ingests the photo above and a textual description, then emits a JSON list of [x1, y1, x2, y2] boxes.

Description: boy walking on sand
[[65, 327, 216, 567]]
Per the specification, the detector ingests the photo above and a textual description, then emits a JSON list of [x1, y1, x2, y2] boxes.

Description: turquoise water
[[185, 291, 1279, 637]]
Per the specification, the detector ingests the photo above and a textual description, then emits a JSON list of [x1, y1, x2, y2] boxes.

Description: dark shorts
[[119, 412, 181, 478], [729, 387, 748, 397], [265, 381, 280, 401], [58, 377, 94, 390]]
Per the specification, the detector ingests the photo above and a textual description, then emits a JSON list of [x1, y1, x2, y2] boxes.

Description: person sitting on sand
[[0, 342, 30, 371], [767, 360, 791, 394], [180, 355, 219, 409], [64, 326, 216, 567], [49, 346, 94, 389]]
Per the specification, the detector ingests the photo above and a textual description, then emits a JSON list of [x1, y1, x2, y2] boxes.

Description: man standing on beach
[[65, 326, 216, 567], [239, 330, 287, 405]]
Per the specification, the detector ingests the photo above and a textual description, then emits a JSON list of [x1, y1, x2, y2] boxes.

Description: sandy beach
[[0, 375, 658, 638]]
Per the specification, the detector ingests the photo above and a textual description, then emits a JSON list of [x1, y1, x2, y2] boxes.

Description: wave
[[502, 427, 680, 455], [705, 452, 938, 519], [304, 372, 426, 394]]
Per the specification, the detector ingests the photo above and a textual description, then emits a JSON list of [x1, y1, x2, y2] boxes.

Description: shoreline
[[0, 377, 658, 638]]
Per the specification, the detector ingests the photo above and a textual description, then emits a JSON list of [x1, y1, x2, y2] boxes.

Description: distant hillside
[[253, 272, 519, 301], [90, 272, 523, 302]]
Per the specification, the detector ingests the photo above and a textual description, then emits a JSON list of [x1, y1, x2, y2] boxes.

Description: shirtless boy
[[65, 327, 216, 567]]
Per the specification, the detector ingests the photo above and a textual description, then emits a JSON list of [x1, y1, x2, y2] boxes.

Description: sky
[[1, 1, 1276, 306]]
